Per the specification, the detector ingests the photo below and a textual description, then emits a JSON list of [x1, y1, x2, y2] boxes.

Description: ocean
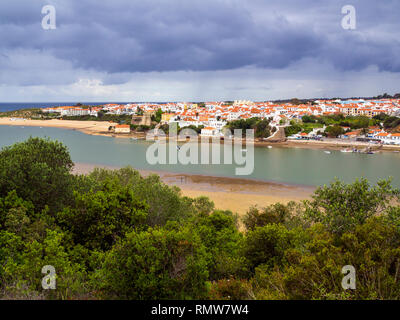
[[0, 102, 134, 112]]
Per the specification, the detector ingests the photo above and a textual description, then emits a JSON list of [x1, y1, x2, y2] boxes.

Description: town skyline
[[2, 91, 400, 104]]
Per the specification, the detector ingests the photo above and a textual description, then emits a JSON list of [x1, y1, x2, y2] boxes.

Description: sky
[[0, 0, 399, 102]]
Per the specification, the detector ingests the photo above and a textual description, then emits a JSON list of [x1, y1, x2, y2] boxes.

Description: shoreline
[[258, 139, 400, 152], [1, 117, 399, 152], [0, 117, 145, 139], [73, 163, 315, 216]]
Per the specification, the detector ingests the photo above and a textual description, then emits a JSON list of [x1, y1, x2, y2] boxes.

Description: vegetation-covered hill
[[0, 108, 43, 119], [0, 138, 399, 299]]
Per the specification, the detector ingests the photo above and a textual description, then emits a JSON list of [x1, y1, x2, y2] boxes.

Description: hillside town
[[40, 98, 400, 144]]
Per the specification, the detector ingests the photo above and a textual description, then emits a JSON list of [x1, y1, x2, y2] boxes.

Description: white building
[[61, 108, 90, 116], [201, 127, 220, 137]]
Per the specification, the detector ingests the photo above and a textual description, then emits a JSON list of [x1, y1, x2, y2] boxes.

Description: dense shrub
[[0, 138, 400, 300], [94, 226, 209, 299], [0, 137, 74, 213]]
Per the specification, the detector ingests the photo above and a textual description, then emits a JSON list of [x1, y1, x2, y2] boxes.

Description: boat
[[340, 149, 352, 153], [324, 151, 331, 154], [363, 147, 375, 154], [267, 146, 272, 149], [130, 137, 138, 141]]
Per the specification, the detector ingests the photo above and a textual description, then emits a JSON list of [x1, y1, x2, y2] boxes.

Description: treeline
[[373, 113, 400, 130], [306, 113, 400, 131], [0, 138, 400, 299], [226, 117, 272, 138], [285, 114, 400, 137], [372, 92, 400, 99]]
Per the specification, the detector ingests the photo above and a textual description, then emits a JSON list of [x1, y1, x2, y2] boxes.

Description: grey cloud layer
[[1, 0, 399, 75], [1, 0, 400, 101]]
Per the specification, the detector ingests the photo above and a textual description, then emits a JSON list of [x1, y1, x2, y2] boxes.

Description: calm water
[[0, 102, 105, 112], [0, 125, 399, 188]]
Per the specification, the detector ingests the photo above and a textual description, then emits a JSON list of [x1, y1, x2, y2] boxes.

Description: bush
[[83, 168, 196, 226], [57, 179, 148, 251], [243, 202, 304, 231], [208, 279, 253, 300], [243, 224, 301, 273], [95, 226, 209, 299], [325, 125, 344, 137], [227, 118, 271, 138], [0, 137, 74, 213], [191, 210, 245, 280], [253, 218, 400, 300], [304, 178, 399, 235], [284, 125, 301, 136]]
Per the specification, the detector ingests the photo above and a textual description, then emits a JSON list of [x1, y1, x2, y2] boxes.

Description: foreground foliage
[[0, 138, 399, 300]]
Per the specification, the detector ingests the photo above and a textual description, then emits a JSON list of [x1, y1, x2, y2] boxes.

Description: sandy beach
[[0, 117, 127, 137], [73, 163, 314, 216]]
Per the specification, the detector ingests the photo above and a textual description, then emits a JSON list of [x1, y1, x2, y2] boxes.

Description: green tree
[[383, 116, 400, 129], [83, 168, 196, 226], [1, 229, 87, 300], [227, 118, 271, 138], [243, 224, 301, 273], [254, 119, 271, 139], [0, 137, 74, 213], [303, 178, 399, 234], [325, 125, 344, 137], [284, 124, 302, 136], [97, 110, 105, 118], [0, 190, 34, 230], [57, 179, 148, 251], [151, 109, 163, 123], [254, 218, 400, 300], [302, 115, 317, 123], [352, 116, 371, 129], [95, 226, 209, 299], [191, 210, 244, 280], [243, 202, 305, 231]]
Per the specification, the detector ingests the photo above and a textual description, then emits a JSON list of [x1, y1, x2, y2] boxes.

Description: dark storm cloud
[[0, 0, 399, 76]]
